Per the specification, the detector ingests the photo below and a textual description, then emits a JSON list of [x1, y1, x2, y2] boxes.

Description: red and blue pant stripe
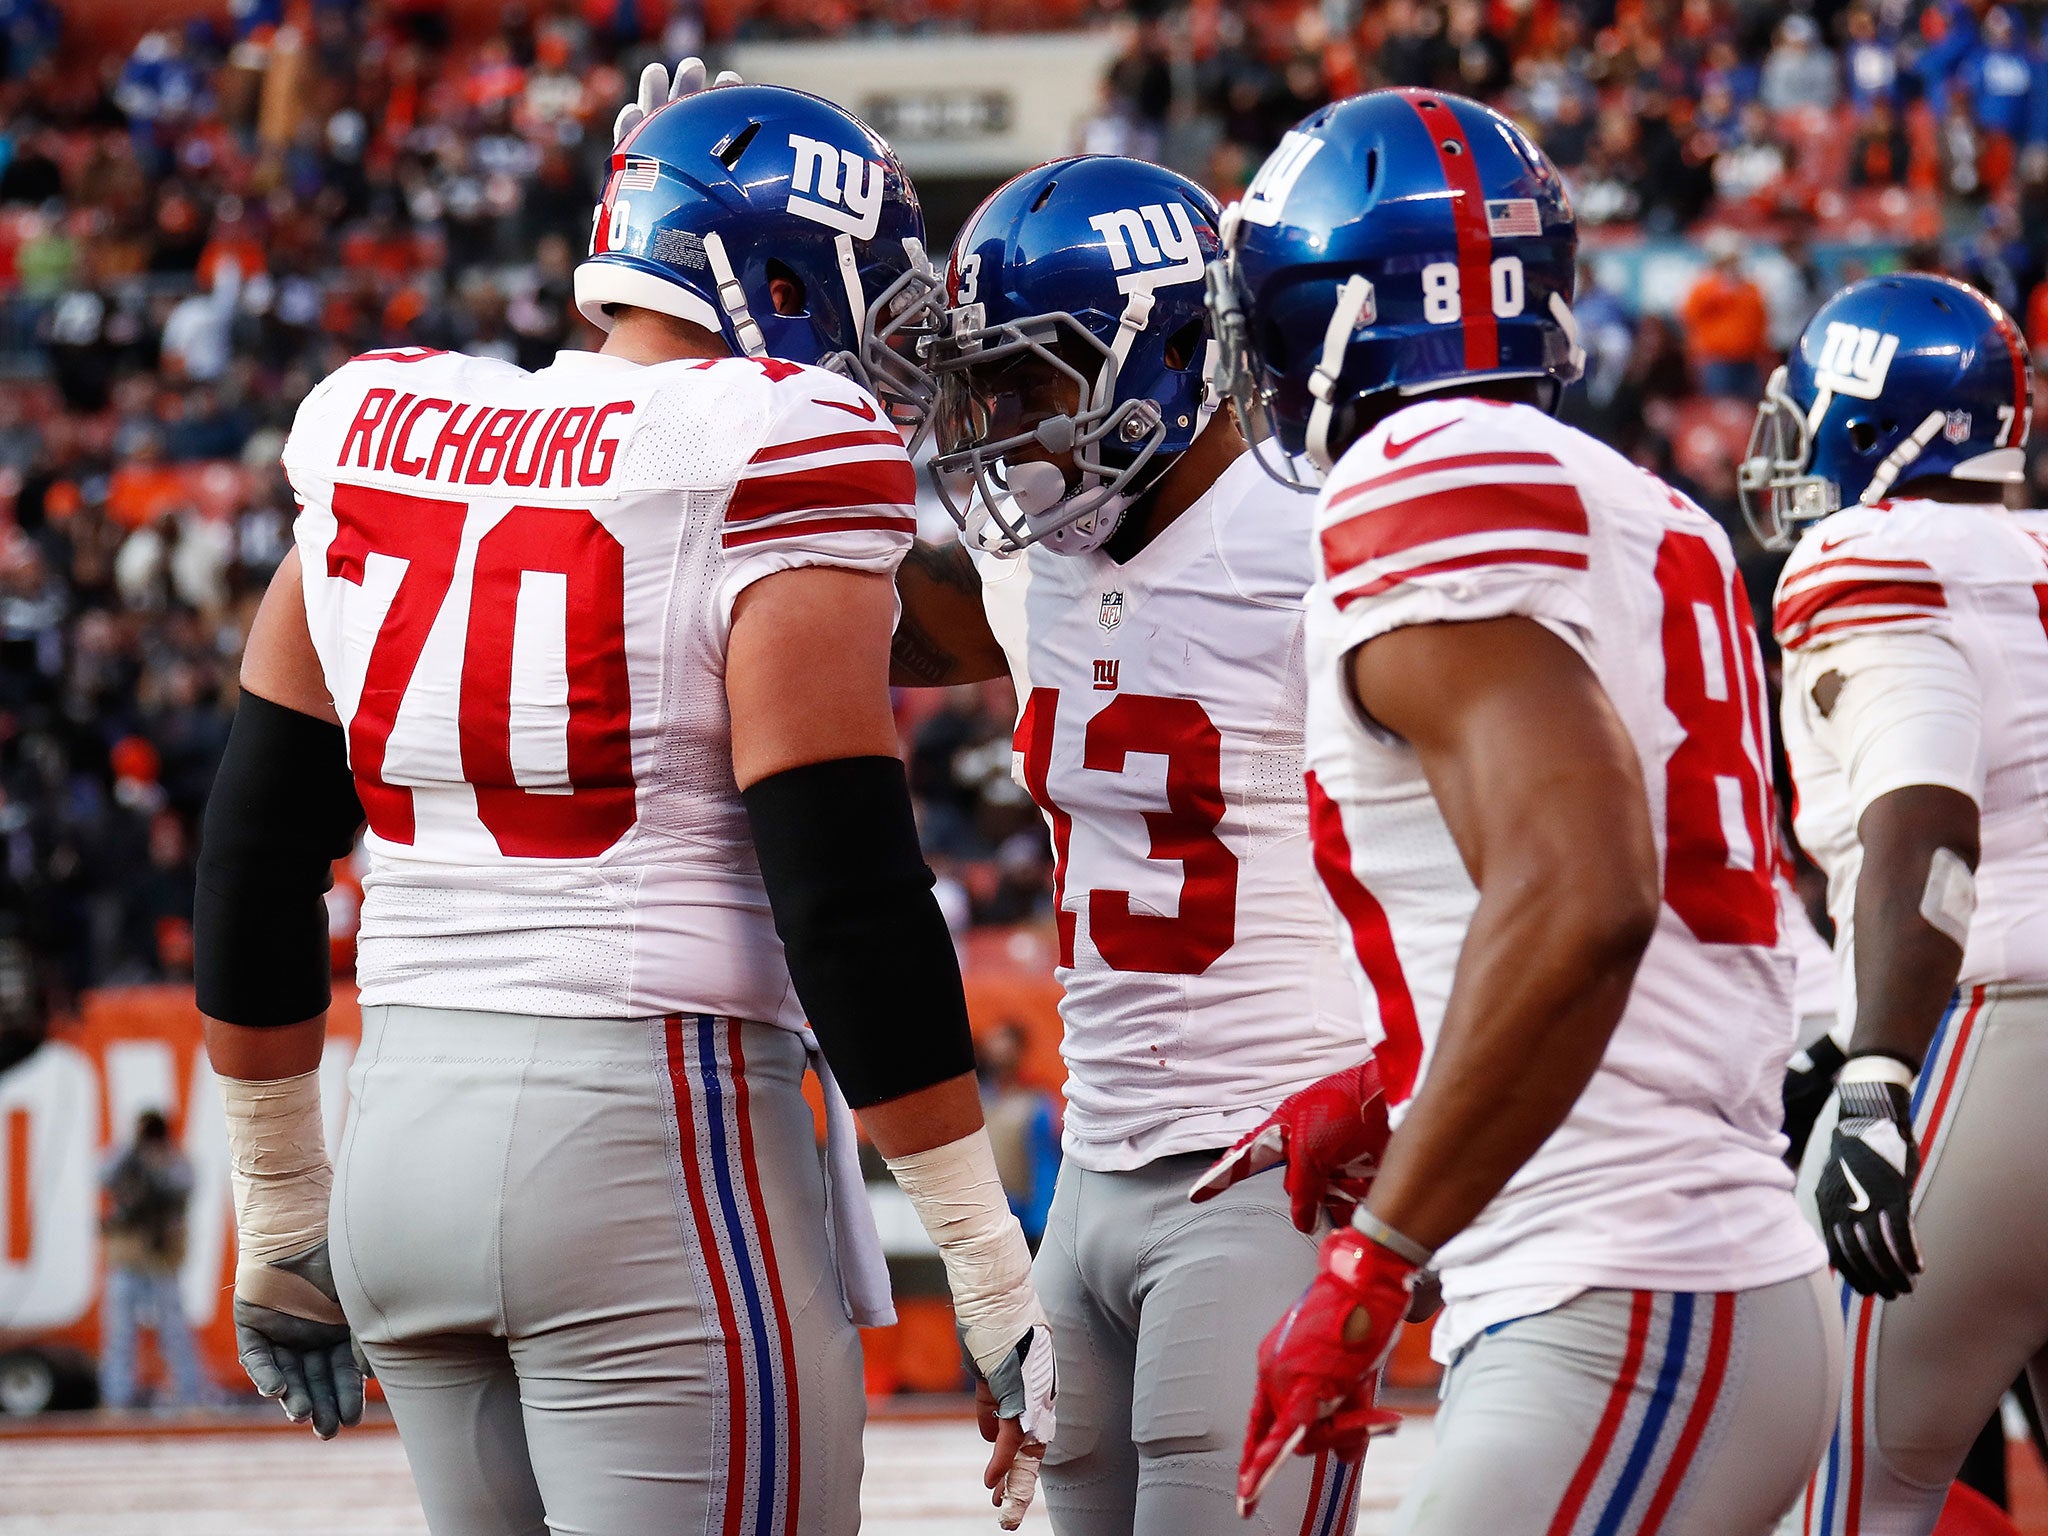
[[1806, 986, 1987, 1536], [662, 1014, 803, 1536], [1543, 1289, 1739, 1536]]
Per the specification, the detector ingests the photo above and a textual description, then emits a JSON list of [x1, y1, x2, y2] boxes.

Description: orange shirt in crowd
[[1679, 266, 1769, 365]]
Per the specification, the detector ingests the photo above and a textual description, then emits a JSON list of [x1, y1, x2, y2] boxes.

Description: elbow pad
[[741, 755, 976, 1108], [195, 693, 364, 1027]]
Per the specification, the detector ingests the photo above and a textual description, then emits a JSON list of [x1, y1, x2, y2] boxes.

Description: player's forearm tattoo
[[891, 540, 981, 686]]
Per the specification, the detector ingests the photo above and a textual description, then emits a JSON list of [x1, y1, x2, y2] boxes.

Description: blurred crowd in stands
[[12, 0, 2048, 998]]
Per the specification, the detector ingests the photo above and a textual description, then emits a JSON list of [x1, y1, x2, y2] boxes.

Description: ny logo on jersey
[[1813, 322, 1901, 401], [1092, 658, 1120, 691], [787, 134, 885, 239], [1239, 131, 1325, 227], [1098, 589, 1124, 631], [1088, 204, 1203, 295]]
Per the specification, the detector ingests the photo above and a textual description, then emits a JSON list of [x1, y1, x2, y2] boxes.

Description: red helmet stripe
[[1401, 91, 1498, 373]]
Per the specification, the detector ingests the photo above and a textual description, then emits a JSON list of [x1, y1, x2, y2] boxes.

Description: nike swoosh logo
[[1383, 420, 1455, 459], [1841, 1161, 1872, 1213], [814, 395, 878, 421], [1819, 535, 1856, 553]]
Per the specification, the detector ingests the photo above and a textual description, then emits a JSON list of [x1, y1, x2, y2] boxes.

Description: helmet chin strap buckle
[[702, 231, 766, 357]]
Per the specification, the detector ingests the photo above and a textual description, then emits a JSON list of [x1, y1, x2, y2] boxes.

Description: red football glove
[[1238, 1226, 1413, 1517], [1190, 1059, 1390, 1233]]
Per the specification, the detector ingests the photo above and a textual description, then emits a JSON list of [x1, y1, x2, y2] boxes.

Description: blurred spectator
[[1842, 7, 1899, 109], [977, 1021, 1060, 1245], [99, 1109, 210, 1410], [1680, 235, 1770, 398], [1760, 15, 1840, 113], [1849, 98, 1911, 186]]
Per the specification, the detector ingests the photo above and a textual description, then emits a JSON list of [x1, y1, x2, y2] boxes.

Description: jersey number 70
[[325, 483, 637, 859]]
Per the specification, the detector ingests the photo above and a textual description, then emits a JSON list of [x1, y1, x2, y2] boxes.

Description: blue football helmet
[[1206, 88, 1582, 485], [574, 84, 941, 430], [1739, 272, 2032, 548], [928, 156, 1223, 556]]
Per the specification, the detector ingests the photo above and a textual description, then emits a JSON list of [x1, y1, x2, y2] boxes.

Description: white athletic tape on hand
[[1919, 845, 1976, 950], [996, 1446, 1041, 1531], [883, 1131, 1053, 1441], [219, 1070, 341, 1322]]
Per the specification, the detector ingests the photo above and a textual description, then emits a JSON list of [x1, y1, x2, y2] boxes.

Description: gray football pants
[[329, 1005, 864, 1536], [1796, 984, 2048, 1535], [1395, 1272, 1841, 1536], [1036, 1153, 1362, 1536]]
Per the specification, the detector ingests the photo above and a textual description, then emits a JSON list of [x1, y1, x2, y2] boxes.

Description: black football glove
[[1815, 1071, 1921, 1299]]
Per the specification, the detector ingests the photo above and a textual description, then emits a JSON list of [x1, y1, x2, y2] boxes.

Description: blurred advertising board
[[726, 32, 1126, 176]]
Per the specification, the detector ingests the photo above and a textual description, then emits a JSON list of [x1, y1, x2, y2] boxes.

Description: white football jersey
[[977, 454, 1370, 1171], [283, 346, 917, 1024], [1301, 397, 1822, 1355], [1777, 498, 2048, 1012]]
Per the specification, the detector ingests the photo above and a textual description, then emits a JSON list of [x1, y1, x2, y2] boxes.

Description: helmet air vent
[[713, 120, 761, 170], [1365, 148, 1380, 192], [1030, 179, 1059, 213]]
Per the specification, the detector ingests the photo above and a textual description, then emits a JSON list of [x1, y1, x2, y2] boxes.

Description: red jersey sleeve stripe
[[1334, 545, 1588, 607], [750, 428, 904, 464], [722, 512, 916, 550], [1781, 611, 1944, 648], [1329, 450, 1565, 510], [1781, 554, 1937, 587], [1306, 771, 1423, 1103], [1322, 481, 1589, 579], [726, 458, 917, 523], [1773, 578, 1946, 637]]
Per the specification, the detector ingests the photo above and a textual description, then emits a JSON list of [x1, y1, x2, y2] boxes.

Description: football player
[[891, 154, 1386, 1535], [1743, 272, 2048, 1534], [193, 78, 1054, 1534], [1204, 89, 1839, 1532]]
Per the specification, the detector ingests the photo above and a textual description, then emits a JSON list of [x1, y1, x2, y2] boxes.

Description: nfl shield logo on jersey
[[1099, 590, 1124, 631], [1944, 409, 1972, 443]]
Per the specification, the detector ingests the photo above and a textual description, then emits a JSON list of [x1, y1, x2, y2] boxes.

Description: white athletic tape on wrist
[[1919, 845, 1976, 950], [883, 1132, 1046, 1388], [219, 1070, 343, 1324], [1839, 1054, 1918, 1090]]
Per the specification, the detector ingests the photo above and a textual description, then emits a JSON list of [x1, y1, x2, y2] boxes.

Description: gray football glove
[[233, 1240, 366, 1440], [613, 56, 744, 145]]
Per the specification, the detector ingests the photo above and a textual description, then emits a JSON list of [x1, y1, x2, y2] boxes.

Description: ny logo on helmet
[[788, 133, 885, 240], [1813, 322, 1901, 401], [1239, 131, 1324, 227], [1088, 203, 1204, 295]]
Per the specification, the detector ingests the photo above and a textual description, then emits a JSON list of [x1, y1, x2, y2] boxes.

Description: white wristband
[[1839, 1054, 1918, 1090], [883, 1131, 1041, 1378], [219, 1070, 342, 1324]]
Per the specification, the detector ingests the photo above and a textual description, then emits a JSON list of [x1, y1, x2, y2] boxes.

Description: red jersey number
[[1654, 528, 1777, 945], [1016, 688, 1238, 974], [326, 485, 637, 858]]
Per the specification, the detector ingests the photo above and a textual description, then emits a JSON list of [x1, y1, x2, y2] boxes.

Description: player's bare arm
[[1847, 785, 1979, 1068], [1809, 781, 1980, 1298], [729, 563, 1054, 1519], [1348, 616, 1660, 1251], [891, 539, 1007, 687], [196, 550, 367, 1440]]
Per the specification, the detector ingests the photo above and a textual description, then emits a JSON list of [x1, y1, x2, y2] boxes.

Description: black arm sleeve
[[194, 692, 365, 1028], [740, 755, 977, 1109]]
